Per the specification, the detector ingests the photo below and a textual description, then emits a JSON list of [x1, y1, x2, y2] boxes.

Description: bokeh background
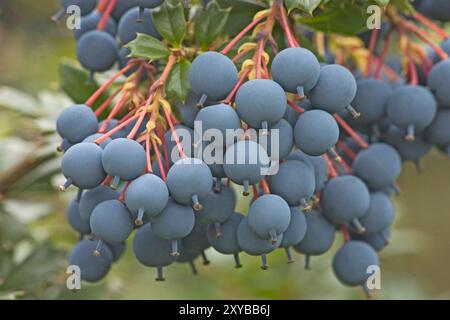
[[0, 0, 449, 300]]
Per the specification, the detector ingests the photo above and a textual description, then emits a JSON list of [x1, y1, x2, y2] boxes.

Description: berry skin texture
[[223, 140, 270, 194], [207, 212, 244, 255], [386, 85, 437, 133], [83, 133, 112, 149], [189, 51, 238, 102], [77, 31, 118, 73], [426, 109, 450, 147], [197, 185, 236, 224], [56, 104, 98, 144], [271, 47, 321, 95], [360, 192, 395, 234], [164, 125, 195, 164], [287, 150, 328, 193], [322, 176, 371, 226], [74, 10, 117, 40], [280, 207, 307, 248], [428, 60, 450, 108], [152, 199, 195, 241], [194, 103, 241, 147], [332, 241, 379, 287], [90, 200, 134, 244], [111, 0, 139, 21], [105, 242, 126, 262], [247, 194, 291, 241], [259, 119, 294, 161], [118, 7, 160, 45], [79, 186, 119, 221], [382, 125, 432, 164], [309, 64, 357, 114], [124, 174, 169, 225], [66, 199, 91, 235], [235, 79, 287, 130], [351, 228, 391, 252], [267, 160, 315, 208], [61, 143, 106, 190], [177, 91, 201, 129], [69, 240, 113, 283], [237, 218, 282, 256], [293, 210, 335, 256], [294, 109, 339, 156], [102, 138, 147, 182], [352, 78, 392, 123], [166, 158, 213, 209], [133, 223, 178, 268], [352, 143, 402, 191]]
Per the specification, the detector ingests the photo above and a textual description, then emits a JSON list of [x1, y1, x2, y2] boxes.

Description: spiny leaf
[[286, 0, 323, 14], [194, 0, 231, 50], [166, 59, 191, 103], [126, 33, 170, 61], [151, 1, 186, 47]]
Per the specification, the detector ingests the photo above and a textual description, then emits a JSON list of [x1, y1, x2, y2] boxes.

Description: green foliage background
[[0, 0, 450, 300]]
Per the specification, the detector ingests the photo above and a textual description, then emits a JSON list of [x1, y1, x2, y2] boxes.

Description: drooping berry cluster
[[55, 0, 450, 296]]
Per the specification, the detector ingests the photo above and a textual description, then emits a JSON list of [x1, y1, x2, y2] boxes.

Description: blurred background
[[0, 0, 449, 300]]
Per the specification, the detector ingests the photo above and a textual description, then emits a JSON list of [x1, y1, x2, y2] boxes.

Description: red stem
[[287, 100, 305, 113], [224, 67, 251, 104], [336, 140, 356, 160], [162, 107, 187, 159], [323, 154, 338, 178], [278, 3, 298, 48], [98, 0, 116, 31], [374, 29, 393, 80], [255, 40, 265, 79], [127, 109, 148, 140], [260, 179, 271, 194], [95, 113, 141, 144], [340, 225, 351, 242], [145, 133, 153, 173], [95, 86, 123, 117], [366, 29, 379, 77], [98, 93, 128, 133], [118, 181, 130, 201], [97, 0, 109, 13], [414, 12, 449, 40], [407, 55, 418, 86], [221, 15, 266, 55], [252, 184, 259, 200], [151, 138, 167, 181], [401, 19, 449, 60], [86, 63, 136, 107], [157, 126, 171, 172], [334, 114, 369, 149], [232, 48, 254, 62]]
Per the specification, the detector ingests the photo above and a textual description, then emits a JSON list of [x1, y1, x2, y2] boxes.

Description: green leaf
[[151, 1, 186, 47], [126, 33, 170, 61], [166, 59, 191, 103], [194, 1, 231, 50], [216, 0, 267, 36], [299, 2, 369, 35], [286, 0, 322, 14], [58, 60, 108, 109], [374, 0, 390, 6]]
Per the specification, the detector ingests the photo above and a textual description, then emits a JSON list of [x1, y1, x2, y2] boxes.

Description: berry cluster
[[55, 0, 450, 296]]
